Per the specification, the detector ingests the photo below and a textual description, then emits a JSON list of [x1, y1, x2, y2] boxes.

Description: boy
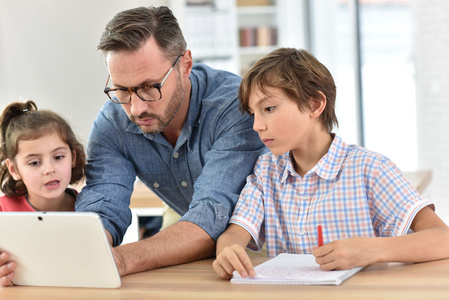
[[213, 48, 449, 280]]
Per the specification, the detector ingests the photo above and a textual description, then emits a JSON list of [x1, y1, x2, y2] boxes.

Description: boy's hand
[[0, 251, 16, 286], [312, 237, 378, 270], [213, 244, 256, 280]]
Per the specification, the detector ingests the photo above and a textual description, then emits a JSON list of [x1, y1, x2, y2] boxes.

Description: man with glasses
[[79, 5, 263, 277]]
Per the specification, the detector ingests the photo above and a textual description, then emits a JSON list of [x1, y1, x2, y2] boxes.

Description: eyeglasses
[[104, 54, 183, 104]]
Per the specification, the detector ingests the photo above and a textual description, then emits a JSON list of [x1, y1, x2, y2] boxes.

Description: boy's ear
[[310, 91, 327, 119], [5, 159, 21, 181]]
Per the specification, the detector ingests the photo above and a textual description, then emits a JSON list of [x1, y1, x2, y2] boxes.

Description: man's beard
[[131, 74, 184, 134]]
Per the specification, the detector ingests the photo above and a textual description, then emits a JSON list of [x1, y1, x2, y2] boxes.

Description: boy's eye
[[265, 106, 275, 112]]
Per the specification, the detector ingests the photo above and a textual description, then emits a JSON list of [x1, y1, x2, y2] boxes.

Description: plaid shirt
[[230, 135, 433, 257]]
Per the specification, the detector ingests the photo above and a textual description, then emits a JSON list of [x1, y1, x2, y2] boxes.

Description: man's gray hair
[[98, 6, 186, 61]]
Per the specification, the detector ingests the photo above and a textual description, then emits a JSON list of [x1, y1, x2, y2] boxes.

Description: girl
[[0, 100, 86, 285], [0, 100, 85, 211]]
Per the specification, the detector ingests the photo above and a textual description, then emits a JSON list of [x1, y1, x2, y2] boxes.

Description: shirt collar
[[278, 134, 349, 182], [311, 134, 348, 180]]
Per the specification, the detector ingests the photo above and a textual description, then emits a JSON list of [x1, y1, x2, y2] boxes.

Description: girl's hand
[[213, 244, 256, 280], [0, 251, 16, 286]]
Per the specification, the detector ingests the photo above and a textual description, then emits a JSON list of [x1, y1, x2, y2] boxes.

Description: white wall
[[0, 0, 167, 145], [412, 0, 449, 223], [3, 0, 448, 224]]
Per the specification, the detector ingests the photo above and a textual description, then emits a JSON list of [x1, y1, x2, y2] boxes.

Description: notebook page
[[231, 253, 363, 285]]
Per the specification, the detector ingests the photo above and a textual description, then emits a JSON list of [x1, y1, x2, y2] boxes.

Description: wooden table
[[1, 257, 449, 299]]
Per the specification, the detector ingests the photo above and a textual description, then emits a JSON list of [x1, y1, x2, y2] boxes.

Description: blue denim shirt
[[76, 64, 266, 246]]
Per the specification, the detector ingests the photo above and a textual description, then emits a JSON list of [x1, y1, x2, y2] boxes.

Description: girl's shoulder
[[0, 194, 35, 212]]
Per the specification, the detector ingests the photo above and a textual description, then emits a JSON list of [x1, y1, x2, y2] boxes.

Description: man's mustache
[[131, 113, 159, 122]]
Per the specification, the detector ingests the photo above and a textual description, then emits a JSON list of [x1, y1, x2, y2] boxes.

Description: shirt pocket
[[138, 171, 178, 192]]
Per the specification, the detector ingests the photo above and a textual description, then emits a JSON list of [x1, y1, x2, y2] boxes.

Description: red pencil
[[317, 225, 323, 247]]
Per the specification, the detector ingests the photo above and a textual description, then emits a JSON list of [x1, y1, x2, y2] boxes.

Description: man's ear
[[180, 50, 193, 79], [6, 159, 21, 181], [310, 91, 327, 119]]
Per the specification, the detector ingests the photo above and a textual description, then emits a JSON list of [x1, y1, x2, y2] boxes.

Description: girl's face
[[6, 132, 75, 207]]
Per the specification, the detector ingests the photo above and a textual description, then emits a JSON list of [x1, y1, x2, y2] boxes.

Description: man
[[0, 5, 264, 284], [82, 5, 264, 277]]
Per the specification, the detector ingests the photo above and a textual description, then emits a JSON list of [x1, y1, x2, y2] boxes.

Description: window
[[311, 0, 417, 171]]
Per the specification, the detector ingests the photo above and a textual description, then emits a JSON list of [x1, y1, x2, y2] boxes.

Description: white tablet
[[0, 212, 121, 288]]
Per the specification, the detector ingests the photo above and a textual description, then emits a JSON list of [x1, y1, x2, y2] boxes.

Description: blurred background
[[1, 0, 448, 223]]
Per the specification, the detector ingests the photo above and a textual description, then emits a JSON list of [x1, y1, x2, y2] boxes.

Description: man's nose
[[128, 93, 149, 117]]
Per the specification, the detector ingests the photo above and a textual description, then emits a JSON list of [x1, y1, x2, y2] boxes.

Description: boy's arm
[[313, 206, 449, 270], [213, 224, 254, 280]]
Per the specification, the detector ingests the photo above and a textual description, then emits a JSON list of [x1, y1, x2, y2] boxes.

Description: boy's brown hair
[[239, 48, 338, 132]]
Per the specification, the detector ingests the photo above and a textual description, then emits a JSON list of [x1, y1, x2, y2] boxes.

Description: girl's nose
[[43, 161, 56, 174]]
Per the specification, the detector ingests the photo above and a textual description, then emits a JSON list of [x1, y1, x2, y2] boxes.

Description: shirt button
[[153, 182, 160, 188], [301, 194, 309, 200], [299, 230, 306, 236], [173, 152, 179, 158], [181, 181, 188, 187]]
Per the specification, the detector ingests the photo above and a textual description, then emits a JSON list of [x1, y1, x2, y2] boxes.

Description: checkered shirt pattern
[[230, 135, 434, 257]]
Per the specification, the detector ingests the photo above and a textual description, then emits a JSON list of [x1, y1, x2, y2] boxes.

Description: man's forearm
[[115, 221, 216, 276]]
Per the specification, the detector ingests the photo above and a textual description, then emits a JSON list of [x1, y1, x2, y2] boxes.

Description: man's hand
[[0, 251, 16, 286], [213, 244, 255, 280], [108, 221, 216, 276], [110, 247, 126, 276]]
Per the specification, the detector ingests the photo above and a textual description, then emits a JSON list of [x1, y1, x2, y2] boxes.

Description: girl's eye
[[55, 155, 65, 160], [265, 106, 275, 113], [28, 161, 40, 166]]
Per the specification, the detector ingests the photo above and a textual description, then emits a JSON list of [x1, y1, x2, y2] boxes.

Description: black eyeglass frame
[[103, 54, 183, 104]]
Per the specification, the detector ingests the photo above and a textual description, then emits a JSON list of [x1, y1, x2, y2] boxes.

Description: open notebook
[[231, 253, 363, 285], [0, 212, 121, 288]]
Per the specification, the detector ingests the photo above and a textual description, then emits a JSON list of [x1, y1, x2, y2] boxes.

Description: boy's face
[[247, 86, 316, 156]]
